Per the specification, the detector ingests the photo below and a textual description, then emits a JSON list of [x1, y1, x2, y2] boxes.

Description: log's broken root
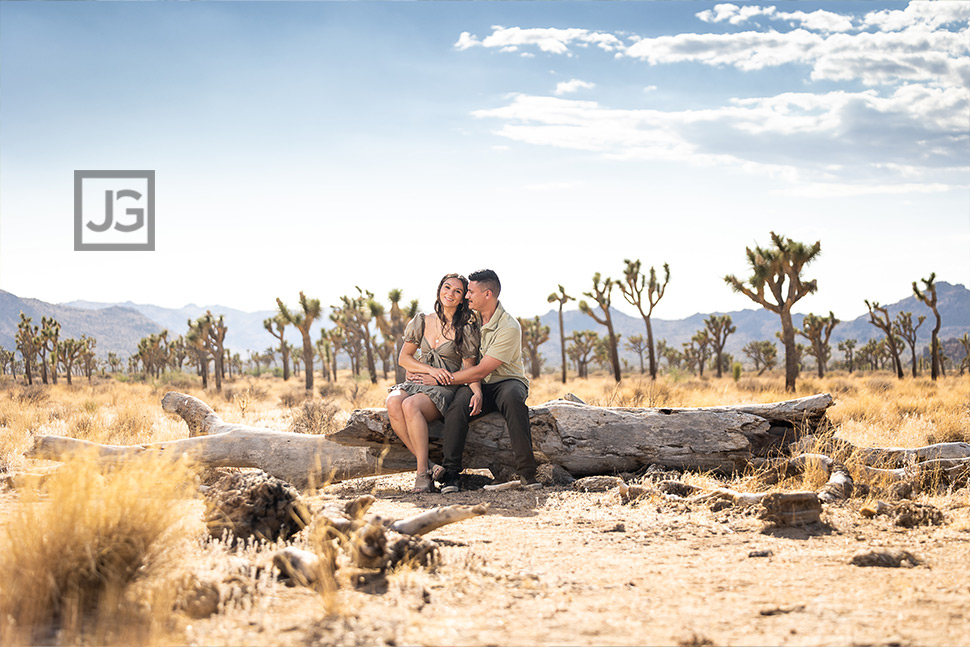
[[270, 494, 489, 591]]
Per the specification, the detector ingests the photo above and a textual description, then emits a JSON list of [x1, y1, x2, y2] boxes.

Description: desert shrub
[[279, 389, 309, 408], [288, 400, 340, 435], [865, 376, 894, 393], [157, 371, 199, 390], [318, 382, 343, 399], [14, 384, 48, 405], [108, 405, 154, 443], [0, 452, 198, 645], [826, 378, 857, 396]]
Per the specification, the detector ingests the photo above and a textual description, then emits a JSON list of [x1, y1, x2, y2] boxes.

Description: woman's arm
[[397, 342, 453, 383]]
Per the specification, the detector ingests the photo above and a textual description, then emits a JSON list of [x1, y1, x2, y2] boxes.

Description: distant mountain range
[[0, 283, 966, 367]]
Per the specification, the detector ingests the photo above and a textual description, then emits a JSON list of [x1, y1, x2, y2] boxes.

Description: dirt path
[[189, 473, 970, 647]]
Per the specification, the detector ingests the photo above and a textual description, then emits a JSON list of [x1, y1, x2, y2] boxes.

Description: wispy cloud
[[460, 2, 969, 192], [554, 79, 595, 95]]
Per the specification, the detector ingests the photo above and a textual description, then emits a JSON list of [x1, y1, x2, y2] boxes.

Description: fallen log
[[25, 391, 834, 489], [26, 393, 418, 490], [331, 393, 835, 480]]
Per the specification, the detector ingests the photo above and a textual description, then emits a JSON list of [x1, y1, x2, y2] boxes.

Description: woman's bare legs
[[400, 393, 440, 476], [386, 390, 417, 456]]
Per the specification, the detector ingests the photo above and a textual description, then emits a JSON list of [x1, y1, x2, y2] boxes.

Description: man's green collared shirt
[[477, 301, 529, 389]]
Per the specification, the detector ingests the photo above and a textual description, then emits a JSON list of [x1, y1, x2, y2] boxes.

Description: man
[[409, 269, 540, 493]]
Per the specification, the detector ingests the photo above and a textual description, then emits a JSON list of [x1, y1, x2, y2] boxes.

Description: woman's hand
[[427, 367, 453, 385], [469, 391, 483, 416]]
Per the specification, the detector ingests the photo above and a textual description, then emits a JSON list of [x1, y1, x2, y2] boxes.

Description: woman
[[386, 273, 482, 493]]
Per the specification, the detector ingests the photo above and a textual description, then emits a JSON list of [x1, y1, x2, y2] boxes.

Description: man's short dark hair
[[469, 269, 501, 296]]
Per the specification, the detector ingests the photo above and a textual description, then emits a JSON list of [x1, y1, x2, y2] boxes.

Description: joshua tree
[[376, 335, 395, 380], [57, 337, 85, 385], [837, 339, 857, 374], [15, 313, 40, 385], [579, 273, 621, 382], [567, 330, 598, 378], [893, 311, 925, 378], [204, 311, 228, 389], [332, 289, 379, 384], [39, 316, 61, 385], [704, 315, 736, 378], [656, 339, 682, 370], [724, 232, 820, 392], [137, 331, 169, 378], [913, 273, 943, 380], [618, 259, 669, 380], [685, 330, 712, 377], [327, 326, 346, 381], [865, 301, 905, 379], [186, 319, 212, 389], [742, 340, 778, 376], [278, 292, 322, 391], [547, 285, 575, 383], [0, 347, 14, 377], [82, 336, 98, 380], [316, 330, 334, 382], [798, 312, 839, 378], [264, 314, 290, 380], [959, 333, 969, 375], [625, 334, 648, 374], [519, 316, 550, 380], [168, 336, 187, 371]]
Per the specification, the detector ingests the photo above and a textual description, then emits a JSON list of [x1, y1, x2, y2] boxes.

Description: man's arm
[[408, 355, 502, 385], [449, 355, 503, 385]]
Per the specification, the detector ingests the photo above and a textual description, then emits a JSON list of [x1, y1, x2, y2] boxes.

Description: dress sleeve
[[403, 314, 425, 345], [460, 321, 481, 360]]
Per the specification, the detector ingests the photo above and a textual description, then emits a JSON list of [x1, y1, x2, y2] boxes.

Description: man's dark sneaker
[[440, 470, 460, 494], [521, 475, 543, 490]]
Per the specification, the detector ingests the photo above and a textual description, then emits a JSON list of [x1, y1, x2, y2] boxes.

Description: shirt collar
[[481, 301, 507, 331]]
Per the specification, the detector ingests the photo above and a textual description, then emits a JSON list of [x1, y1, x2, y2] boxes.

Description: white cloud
[[554, 79, 595, 95], [697, 4, 776, 26], [471, 86, 969, 188], [454, 26, 624, 55]]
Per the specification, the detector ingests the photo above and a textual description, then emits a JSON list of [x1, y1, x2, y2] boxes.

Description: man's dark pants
[[441, 379, 538, 481]]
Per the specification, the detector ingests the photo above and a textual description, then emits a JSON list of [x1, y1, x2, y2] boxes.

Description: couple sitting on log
[[386, 269, 541, 494]]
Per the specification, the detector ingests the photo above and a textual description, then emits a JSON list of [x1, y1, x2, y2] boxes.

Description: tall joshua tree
[[202, 311, 228, 391], [39, 316, 61, 385], [278, 292, 322, 391], [519, 316, 550, 380], [913, 273, 942, 380], [579, 273, 621, 382], [185, 319, 211, 389], [387, 290, 420, 383], [704, 315, 735, 378], [724, 232, 820, 393], [865, 300, 905, 379], [264, 314, 290, 381], [618, 260, 669, 380], [798, 311, 839, 378], [547, 285, 575, 383], [16, 313, 40, 385], [893, 311, 925, 378]]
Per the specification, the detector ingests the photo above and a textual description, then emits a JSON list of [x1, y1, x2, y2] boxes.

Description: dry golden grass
[[0, 370, 966, 645], [0, 451, 201, 645]]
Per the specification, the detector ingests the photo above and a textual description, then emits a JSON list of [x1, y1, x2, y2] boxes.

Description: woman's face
[[438, 277, 466, 309]]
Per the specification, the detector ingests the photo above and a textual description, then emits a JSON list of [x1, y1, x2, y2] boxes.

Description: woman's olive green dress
[[388, 313, 480, 416]]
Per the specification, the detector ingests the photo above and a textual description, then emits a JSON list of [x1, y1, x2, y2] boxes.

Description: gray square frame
[[74, 170, 155, 251]]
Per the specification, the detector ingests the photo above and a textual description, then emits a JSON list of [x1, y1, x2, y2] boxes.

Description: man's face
[[465, 281, 488, 312]]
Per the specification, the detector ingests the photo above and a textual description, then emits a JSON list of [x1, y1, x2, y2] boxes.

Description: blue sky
[[1, 1, 967, 322]]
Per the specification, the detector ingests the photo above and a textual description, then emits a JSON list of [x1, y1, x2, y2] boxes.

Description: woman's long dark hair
[[434, 273, 476, 358]]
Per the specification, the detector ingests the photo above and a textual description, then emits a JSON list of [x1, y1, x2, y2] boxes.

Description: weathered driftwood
[[26, 392, 418, 490], [26, 391, 835, 488], [331, 393, 836, 480]]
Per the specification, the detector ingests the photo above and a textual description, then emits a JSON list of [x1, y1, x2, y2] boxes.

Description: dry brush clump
[[0, 451, 202, 646]]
